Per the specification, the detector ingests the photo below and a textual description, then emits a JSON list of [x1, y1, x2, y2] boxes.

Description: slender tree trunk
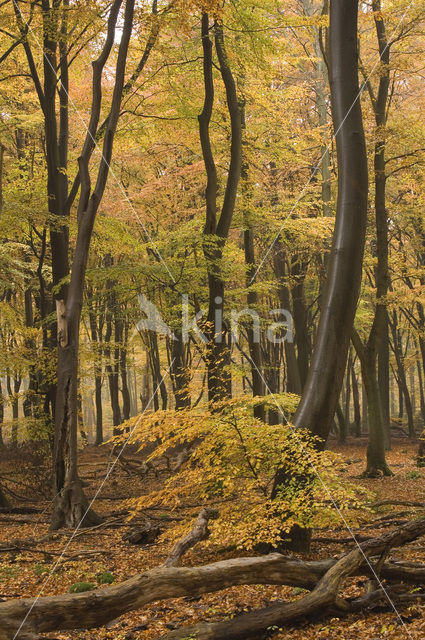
[[353, 333, 392, 476], [242, 144, 265, 419], [105, 305, 122, 434], [170, 332, 191, 409], [0, 479, 9, 508], [0, 380, 4, 448], [398, 374, 404, 419], [351, 359, 361, 437], [273, 244, 302, 395], [88, 293, 104, 446], [335, 402, 346, 441], [378, 315, 391, 448], [7, 375, 20, 446], [290, 257, 310, 388], [119, 320, 131, 421], [341, 351, 352, 443], [94, 374, 103, 445], [362, 380, 368, 431], [148, 331, 167, 411], [352, 0, 392, 475], [416, 356, 425, 423], [410, 365, 416, 416], [198, 14, 242, 404], [390, 314, 415, 439]]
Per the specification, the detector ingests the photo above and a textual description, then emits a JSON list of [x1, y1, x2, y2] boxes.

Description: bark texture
[[291, 0, 368, 442]]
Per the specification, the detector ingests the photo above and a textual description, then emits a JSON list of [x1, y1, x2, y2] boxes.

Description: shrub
[[116, 395, 369, 550]]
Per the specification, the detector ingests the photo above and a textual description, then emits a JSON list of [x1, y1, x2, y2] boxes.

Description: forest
[[0, 0, 425, 638]]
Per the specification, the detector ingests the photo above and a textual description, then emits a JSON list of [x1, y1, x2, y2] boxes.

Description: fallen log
[[160, 517, 425, 640], [0, 517, 425, 640], [164, 508, 218, 567], [371, 499, 425, 509]]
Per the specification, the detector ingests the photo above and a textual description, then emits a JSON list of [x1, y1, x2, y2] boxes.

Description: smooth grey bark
[[271, 0, 369, 552], [289, 0, 368, 442]]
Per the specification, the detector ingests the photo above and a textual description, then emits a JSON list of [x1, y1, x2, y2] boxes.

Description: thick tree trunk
[[52, 339, 101, 529], [271, 0, 368, 551], [51, 0, 134, 529], [288, 0, 368, 443]]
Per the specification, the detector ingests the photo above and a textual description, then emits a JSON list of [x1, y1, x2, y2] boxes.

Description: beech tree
[[51, 0, 136, 528], [199, 13, 242, 403], [287, 0, 368, 442]]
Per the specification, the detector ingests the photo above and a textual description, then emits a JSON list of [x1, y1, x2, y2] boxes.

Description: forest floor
[[0, 438, 424, 640]]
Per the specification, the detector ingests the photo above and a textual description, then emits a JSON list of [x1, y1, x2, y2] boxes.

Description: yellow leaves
[[116, 395, 370, 551]]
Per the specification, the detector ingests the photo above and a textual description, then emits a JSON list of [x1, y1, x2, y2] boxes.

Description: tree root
[[1, 517, 425, 640], [50, 479, 103, 530]]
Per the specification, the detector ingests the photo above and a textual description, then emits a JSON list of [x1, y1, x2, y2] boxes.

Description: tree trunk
[[242, 155, 265, 419], [390, 312, 415, 439], [290, 256, 310, 388], [351, 0, 392, 474], [94, 374, 103, 446], [119, 322, 131, 421], [51, 0, 134, 529], [416, 356, 425, 422], [0, 480, 9, 509], [378, 314, 391, 448], [354, 339, 392, 477], [198, 14, 242, 404], [271, 0, 369, 551], [273, 243, 302, 395], [341, 351, 352, 443], [7, 375, 20, 447], [0, 380, 4, 447], [170, 332, 191, 409], [351, 358, 361, 437], [289, 0, 368, 442]]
